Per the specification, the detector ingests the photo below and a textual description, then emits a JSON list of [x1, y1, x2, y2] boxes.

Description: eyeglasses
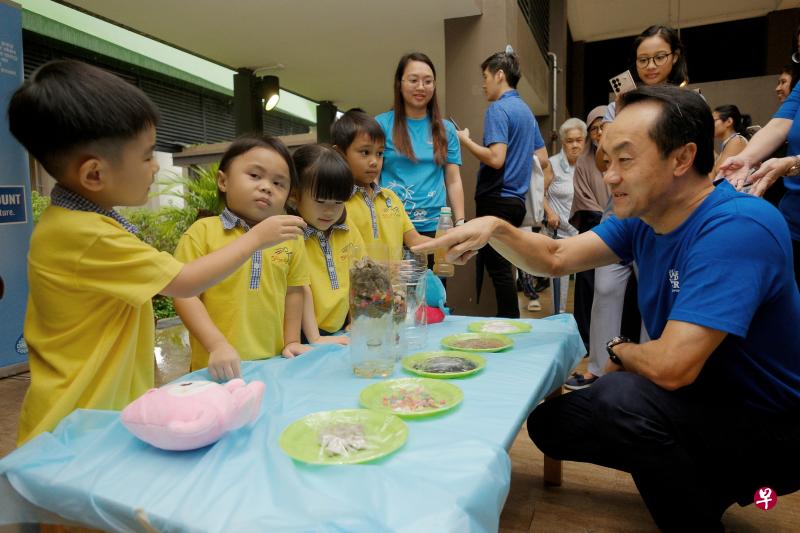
[[636, 52, 673, 68], [402, 77, 435, 88]]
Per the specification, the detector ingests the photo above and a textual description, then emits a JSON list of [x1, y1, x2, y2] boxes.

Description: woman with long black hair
[[376, 53, 465, 245]]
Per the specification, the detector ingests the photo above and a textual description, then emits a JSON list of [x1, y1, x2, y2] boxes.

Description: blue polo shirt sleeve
[[483, 103, 509, 146], [775, 82, 800, 119], [591, 215, 635, 263], [444, 119, 462, 165], [667, 214, 784, 337]]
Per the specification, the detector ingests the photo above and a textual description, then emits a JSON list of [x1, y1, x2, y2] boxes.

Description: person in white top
[[545, 118, 586, 313]]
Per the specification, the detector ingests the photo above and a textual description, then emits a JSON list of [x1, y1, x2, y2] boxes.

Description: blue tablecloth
[[0, 315, 584, 532]]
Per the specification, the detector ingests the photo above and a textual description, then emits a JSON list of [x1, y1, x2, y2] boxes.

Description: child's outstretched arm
[[162, 215, 306, 298], [173, 296, 241, 380], [282, 286, 311, 358], [301, 286, 349, 346], [403, 229, 433, 249]]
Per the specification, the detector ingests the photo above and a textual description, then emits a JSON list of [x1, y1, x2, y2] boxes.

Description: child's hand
[[311, 335, 350, 346], [282, 342, 311, 358], [253, 215, 307, 248], [208, 341, 241, 381]]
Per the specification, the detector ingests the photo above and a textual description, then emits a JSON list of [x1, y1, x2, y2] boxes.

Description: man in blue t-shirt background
[[457, 47, 553, 318], [416, 86, 800, 531]]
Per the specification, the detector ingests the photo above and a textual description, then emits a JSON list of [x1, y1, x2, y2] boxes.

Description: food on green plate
[[450, 337, 507, 350], [413, 356, 477, 374], [478, 320, 521, 334], [382, 386, 446, 412], [318, 423, 368, 456]]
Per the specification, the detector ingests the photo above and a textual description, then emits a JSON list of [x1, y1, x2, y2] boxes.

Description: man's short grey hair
[[559, 117, 587, 140]]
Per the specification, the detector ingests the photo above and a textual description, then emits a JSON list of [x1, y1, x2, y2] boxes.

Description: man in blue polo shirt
[[417, 86, 800, 531], [457, 47, 552, 318]]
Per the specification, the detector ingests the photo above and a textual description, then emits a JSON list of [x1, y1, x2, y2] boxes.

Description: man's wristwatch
[[606, 336, 631, 368]]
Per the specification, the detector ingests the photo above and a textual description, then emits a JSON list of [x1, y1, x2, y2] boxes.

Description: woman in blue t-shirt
[[376, 52, 464, 238], [720, 82, 800, 287]]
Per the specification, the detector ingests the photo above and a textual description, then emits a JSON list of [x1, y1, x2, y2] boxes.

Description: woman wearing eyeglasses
[[602, 25, 687, 124], [376, 53, 465, 249]]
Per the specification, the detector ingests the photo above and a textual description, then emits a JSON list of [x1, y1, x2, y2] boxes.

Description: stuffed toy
[[415, 269, 450, 324], [121, 378, 265, 451]]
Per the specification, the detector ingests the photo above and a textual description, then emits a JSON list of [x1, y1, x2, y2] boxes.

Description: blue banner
[[0, 1, 32, 374]]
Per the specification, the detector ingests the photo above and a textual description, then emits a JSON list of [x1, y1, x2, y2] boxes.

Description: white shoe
[[527, 299, 542, 311]]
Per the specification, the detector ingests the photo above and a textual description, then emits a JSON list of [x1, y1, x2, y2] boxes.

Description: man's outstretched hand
[[411, 217, 498, 265]]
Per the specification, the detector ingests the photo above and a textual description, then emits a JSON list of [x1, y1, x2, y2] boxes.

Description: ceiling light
[[259, 75, 280, 111]]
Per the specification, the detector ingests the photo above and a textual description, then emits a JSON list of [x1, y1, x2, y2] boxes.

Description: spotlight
[[259, 75, 280, 111]]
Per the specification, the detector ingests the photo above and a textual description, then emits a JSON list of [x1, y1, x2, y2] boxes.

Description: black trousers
[[571, 210, 602, 347], [476, 196, 526, 318], [528, 372, 800, 532]]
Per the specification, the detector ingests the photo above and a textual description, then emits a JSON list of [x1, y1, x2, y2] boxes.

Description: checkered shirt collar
[[220, 208, 251, 231], [303, 222, 349, 241], [50, 184, 138, 234], [353, 183, 382, 197]]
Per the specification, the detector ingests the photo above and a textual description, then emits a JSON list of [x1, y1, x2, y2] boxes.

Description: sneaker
[[564, 372, 598, 390], [527, 299, 542, 311]]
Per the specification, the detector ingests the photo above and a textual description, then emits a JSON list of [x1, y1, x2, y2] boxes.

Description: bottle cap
[[440, 207, 452, 214]]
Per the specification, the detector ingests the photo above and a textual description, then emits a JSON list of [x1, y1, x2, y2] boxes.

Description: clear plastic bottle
[[401, 258, 428, 352], [433, 207, 455, 277]]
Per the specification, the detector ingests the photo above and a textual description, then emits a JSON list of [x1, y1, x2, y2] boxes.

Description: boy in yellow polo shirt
[[173, 136, 311, 381], [290, 144, 364, 340], [8, 60, 306, 444], [333, 109, 432, 259]]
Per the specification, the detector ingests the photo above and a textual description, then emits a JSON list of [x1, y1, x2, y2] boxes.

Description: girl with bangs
[[291, 144, 364, 342]]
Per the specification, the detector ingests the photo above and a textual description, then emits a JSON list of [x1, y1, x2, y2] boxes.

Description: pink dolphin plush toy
[[121, 379, 265, 451]]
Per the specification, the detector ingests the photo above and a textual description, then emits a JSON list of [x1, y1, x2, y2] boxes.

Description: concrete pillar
[[233, 68, 264, 136], [443, 0, 550, 316], [316, 101, 337, 144]]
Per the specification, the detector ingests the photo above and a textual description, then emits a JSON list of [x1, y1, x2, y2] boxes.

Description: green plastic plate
[[467, 319, 532, 335], [359, 377, 463, 418], [440, 332, 514, 352], [279, 408, 407, 465], [401, 351, 486, 379]]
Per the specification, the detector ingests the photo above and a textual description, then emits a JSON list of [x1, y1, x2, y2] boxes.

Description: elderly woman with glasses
[[376, 52, 465, 248]]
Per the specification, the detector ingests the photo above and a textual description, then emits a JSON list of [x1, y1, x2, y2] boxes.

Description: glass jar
[[349, 243, 395, 378]]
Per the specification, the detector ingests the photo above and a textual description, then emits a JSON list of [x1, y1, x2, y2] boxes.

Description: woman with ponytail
[[712, 105, 751, 177], [376, 52, 465, 244]]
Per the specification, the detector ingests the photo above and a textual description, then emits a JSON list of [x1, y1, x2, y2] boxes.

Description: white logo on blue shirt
[[668, 269, 680, 293]]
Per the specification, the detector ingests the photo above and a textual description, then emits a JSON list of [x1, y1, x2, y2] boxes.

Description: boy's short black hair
[[330, 108, 385, 151], [217, 135, 298, 203], [7, 59, 160, 180], [292, 144, 353, 202], [481, 50, 521, 88], [618, 86, 714, 175]]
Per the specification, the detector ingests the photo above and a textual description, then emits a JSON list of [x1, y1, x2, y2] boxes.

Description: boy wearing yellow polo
[[333, 109, 431, 258], [8, 61, 306, 444]]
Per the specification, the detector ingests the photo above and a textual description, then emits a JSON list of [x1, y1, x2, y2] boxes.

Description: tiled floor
[[1, 283, 798, 531]]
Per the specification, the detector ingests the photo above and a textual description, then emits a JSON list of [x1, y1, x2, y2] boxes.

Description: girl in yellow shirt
[[174, 136, 311, 381], [291, 144, 364, 342]]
